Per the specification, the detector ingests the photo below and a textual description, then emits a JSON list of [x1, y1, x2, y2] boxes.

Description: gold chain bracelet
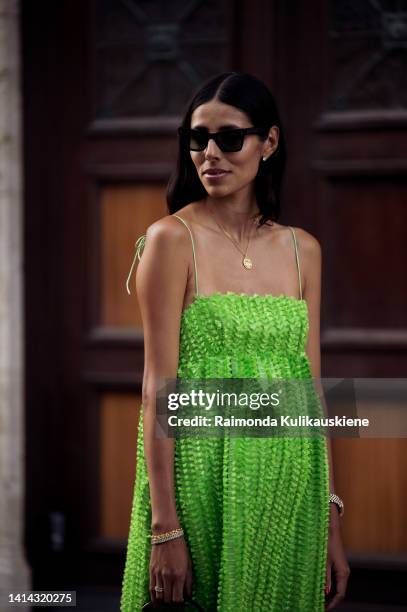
[[151, 527, 185, 545]]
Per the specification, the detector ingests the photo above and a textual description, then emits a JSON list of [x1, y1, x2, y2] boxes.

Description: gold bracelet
[[151, 527, 184, 545]]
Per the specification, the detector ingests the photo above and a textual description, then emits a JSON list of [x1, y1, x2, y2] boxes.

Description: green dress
[[121, 216, 330, 612]]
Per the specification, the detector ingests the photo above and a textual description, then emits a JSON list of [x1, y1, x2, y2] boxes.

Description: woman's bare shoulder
[[146, 213, 190, 237], [135, 215, 191, 305], [142, 213, 194, 251], [287, 224, 321, 257]]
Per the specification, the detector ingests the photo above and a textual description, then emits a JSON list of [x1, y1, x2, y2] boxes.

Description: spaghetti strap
[[288, 226, 303, 300], [126, 234, 146, 295], [173, 214, 199, 296]]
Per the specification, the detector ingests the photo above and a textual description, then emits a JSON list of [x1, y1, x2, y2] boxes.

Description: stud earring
[[262, 156, 267, 162]]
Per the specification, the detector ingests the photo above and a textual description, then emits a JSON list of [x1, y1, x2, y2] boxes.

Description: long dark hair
[[166, 72, 287, 228]]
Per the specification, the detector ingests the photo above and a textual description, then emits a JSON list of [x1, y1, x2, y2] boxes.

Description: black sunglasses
[[178, 126, 268, 152]]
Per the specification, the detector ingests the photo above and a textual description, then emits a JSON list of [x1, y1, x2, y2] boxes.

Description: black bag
[[142, 598, 205, 611]]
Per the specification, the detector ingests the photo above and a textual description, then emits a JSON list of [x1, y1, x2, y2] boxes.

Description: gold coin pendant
[[243, 257, 253, 270]]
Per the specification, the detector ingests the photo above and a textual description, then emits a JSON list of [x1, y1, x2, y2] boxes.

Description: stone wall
[[0, 0, 31, 609]]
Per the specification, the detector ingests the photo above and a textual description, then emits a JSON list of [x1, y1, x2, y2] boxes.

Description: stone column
[[0, 0, 31, 609]]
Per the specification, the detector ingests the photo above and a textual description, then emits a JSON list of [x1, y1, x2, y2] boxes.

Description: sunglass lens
[[189, 131, 207, 151], [217, 132, 243, 152]]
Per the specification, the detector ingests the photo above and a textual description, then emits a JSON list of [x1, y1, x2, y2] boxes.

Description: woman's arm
[[300, 232, 337, 508], [135, 215, 192, 533], [299, 228, 350, 608]]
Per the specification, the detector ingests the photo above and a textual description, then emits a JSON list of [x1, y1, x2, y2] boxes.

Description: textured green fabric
[[120, 292, 330, 612]]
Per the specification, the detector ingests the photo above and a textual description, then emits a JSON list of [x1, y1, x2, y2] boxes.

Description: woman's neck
[[204, 195, 260, 240]]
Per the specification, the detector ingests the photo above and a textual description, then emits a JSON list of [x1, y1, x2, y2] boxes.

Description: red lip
[[204, 168, 230, 175]]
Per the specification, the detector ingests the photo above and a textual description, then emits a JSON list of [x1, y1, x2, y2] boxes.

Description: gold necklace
[[211, 208, 257, 270]]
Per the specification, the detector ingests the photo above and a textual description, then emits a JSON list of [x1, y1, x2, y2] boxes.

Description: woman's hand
[[325, 506, 350, 610], [150, 536, 193, 605]]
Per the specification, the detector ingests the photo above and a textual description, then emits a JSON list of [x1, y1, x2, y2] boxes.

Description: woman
[[121, 72, 350, 611]]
